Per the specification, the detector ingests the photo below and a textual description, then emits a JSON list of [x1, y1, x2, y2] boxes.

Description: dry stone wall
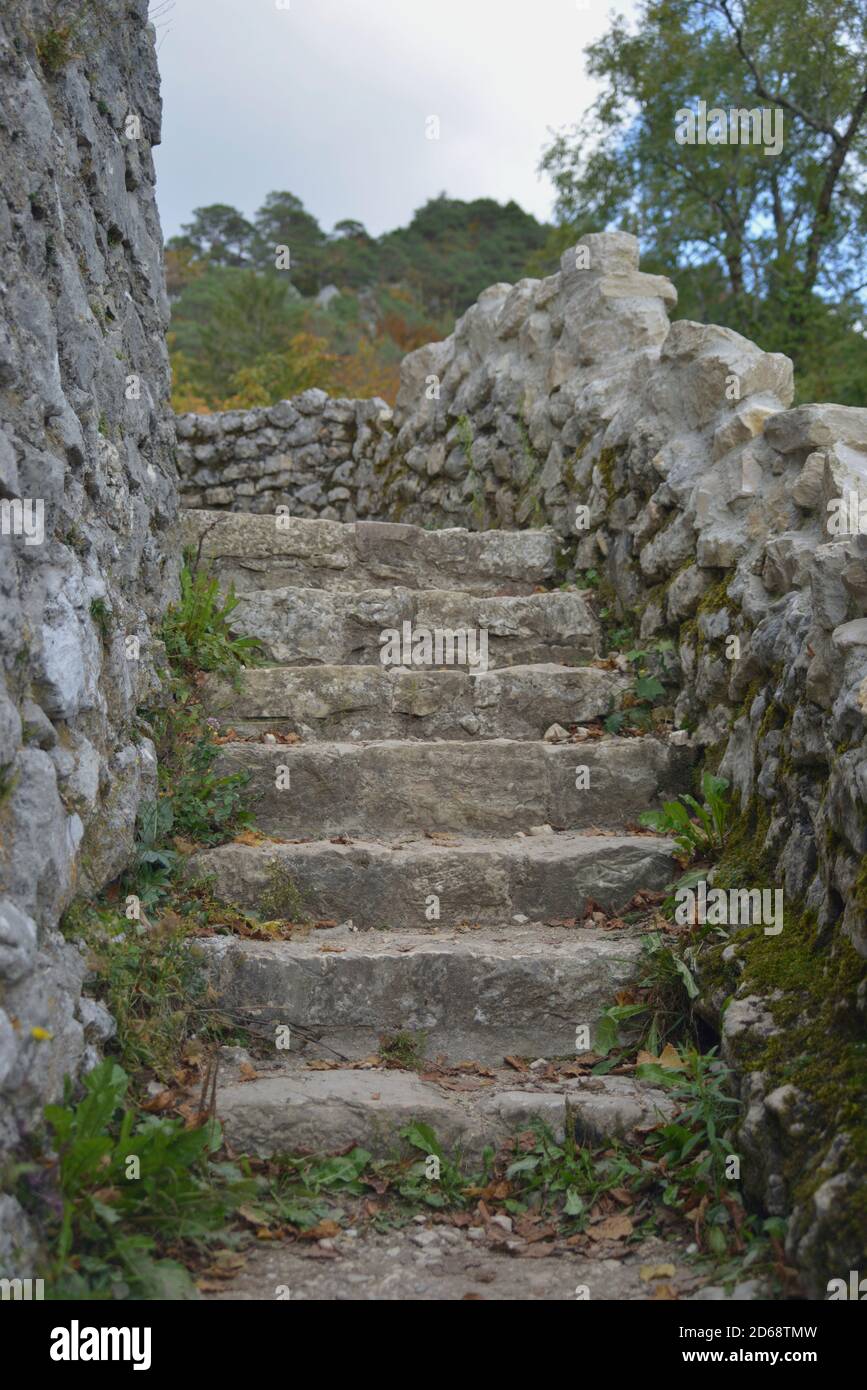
[[176, 392, 393, 521], [185, 232, 867, 1293], [0, 0, 177, 1260]]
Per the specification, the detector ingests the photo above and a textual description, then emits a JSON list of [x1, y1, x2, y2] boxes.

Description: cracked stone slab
[[199, 922, 645, 1062], [214, 1062, 674, 1161], [182, 511, 558, 594], [213, 736, 691, 836], [202, 663, 629, 741], [228, 585, 600, 667], [190, 830, 676, 929]]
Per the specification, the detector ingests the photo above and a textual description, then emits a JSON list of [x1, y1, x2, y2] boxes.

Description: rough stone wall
[[176, 392, 393, 520], [0, 0, 177, 1257], [184, 232, 867, 1291]]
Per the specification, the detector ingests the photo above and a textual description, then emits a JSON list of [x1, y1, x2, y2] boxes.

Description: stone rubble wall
[[0, 0, 177, 1258], [176, 393, 393, 521], [183, 232, 867, 1292]]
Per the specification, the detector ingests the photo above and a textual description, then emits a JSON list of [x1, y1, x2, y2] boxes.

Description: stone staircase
[[184, 509, 690, 1162]]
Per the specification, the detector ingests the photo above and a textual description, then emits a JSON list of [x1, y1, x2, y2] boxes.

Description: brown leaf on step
[[640, 1263, 676, 1282], [638, 1043, 686, 1070], [587, 1212, 634, 1242], [141, 1089, 176, 1113], [232, 829, 265, 846], [300, 1219, 341, 1241], [515, 1219, 557, 1243], [503, 1055, 528, 1072], [306, 1059, 339, 1071], [203, 1251, 247, 1278], [330, 835, 352, 845], [238, 1062, 260, 1082], [318, 945, 346, 954], [313, 919, 338, 930], [303, 1245, 340, 1259], [454, 1060, 495, 1076], [609, 1187, 634, 1207], [517, 1243, 555, 1258], [429, 1075, 494, 1092], [547, 917, 577, 927], [171, 838, 198, 856], [558, 1056, 602, 1074]]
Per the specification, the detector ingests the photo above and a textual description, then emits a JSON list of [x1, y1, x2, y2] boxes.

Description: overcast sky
[[152, 0, 634, 242]]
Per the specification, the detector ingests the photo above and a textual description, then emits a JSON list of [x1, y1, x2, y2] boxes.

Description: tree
[[251, 191, 328, 293], [169, 268, 303, 404], [175, 204, 254, 267], [541, 0, 867, 397]]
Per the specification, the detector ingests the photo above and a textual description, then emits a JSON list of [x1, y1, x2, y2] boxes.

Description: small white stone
[[543, 723, 569, 742], [411, 1229, 440, 1248]]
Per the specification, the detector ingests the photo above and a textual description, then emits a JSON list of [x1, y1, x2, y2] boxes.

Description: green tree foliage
[[540, 0, 867, 402], [167, 191, 549, 409]]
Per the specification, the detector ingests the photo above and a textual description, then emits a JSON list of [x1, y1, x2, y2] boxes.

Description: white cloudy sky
[[152, 0, 635, 241]]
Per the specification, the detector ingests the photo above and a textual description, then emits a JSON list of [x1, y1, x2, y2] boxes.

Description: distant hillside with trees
[[166, 193, 551, 410]]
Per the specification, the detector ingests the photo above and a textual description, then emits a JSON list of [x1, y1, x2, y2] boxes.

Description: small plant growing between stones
[[640, 772, 733, 860], [259, 860, 309, 925], [455, 413, 486, 527], [90, 596, 112, 640], [35, 20, 82, 75], [18, 1059, 254, 1299], [378, 1030, 427, 1071]]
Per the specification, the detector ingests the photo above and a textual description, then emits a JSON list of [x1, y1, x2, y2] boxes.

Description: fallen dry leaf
[[587, 1212, 634, 1242], [300, 1219, 341, 1241], [503, 1055, 528, 1072], [640, 1262, 676, 1282]]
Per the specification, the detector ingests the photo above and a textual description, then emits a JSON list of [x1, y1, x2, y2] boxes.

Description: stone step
[[228, 585, 599, 667], [202, 662, 628, 742], [189, 830, 675, 930], [215, 736, 689, 836], [182, 510, 558, 594], [214, 1057, 674, 1162], [200, 921, 645, 1063]]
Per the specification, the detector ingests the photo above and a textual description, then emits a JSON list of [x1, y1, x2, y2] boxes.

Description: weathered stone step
[[183, 511, 558, 594], [202, 662, 628, 741], [201, 922, 644, 1063], [190, 831, 675, 930], [214, 1058, 674, 1161], [215, 736, 689, 836], [228, 585, 599, 667]]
